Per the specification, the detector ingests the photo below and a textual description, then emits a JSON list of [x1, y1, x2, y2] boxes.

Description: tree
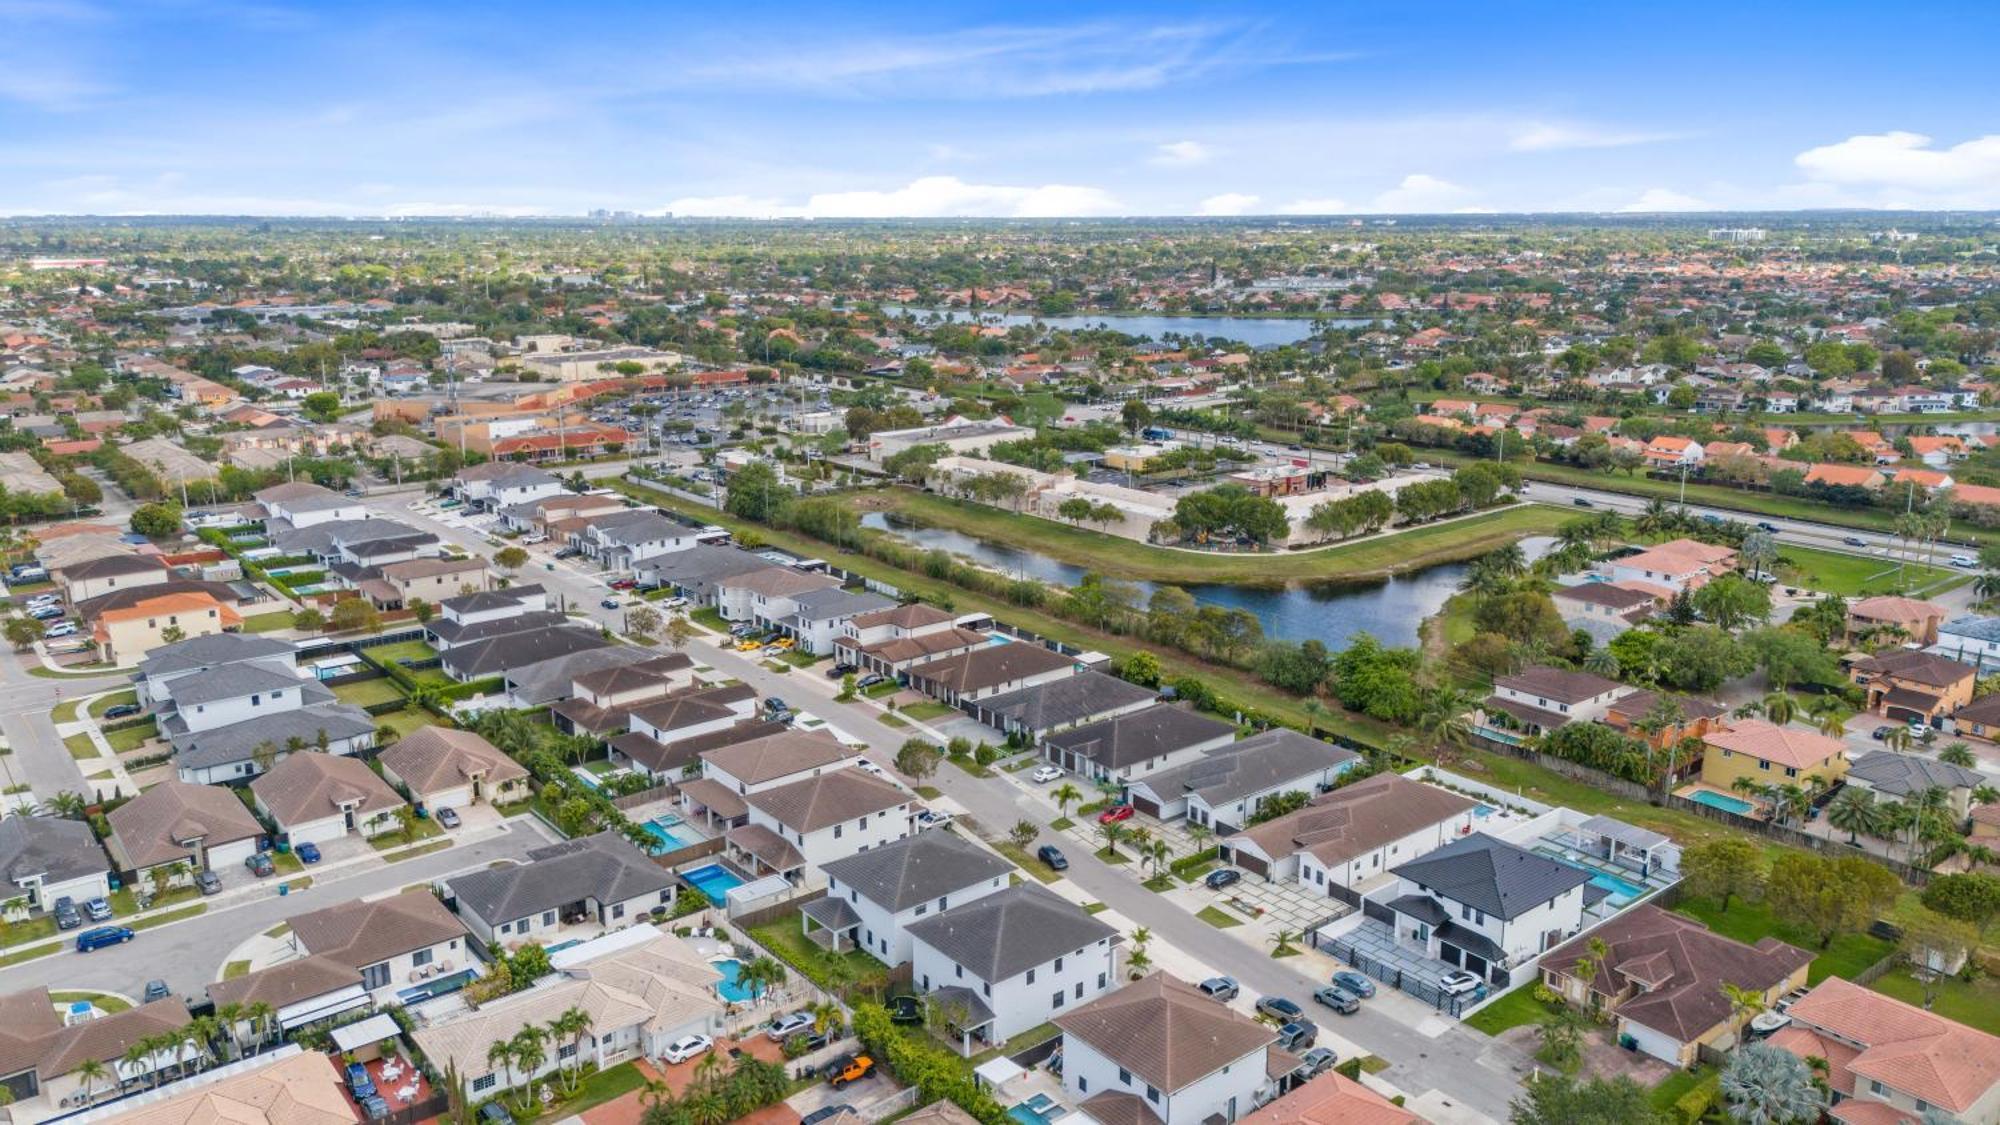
[[1052, 782, 1082, 821], [1654, 626, 1751, 692], [129, 501, 184, 538], [301, 391, 343, 423], [1509, 1073, 1667, 1125], [1921, 871, 2000, 929], [1057, 497, 1095, 526], [1009, 819, 1039, 852], [626, 605, 663, 638], [1692, 575, 1771, 630], [664, 614, 696, 650], [725, 460, 789, 523], [1896, 903, 1978, 1007], [893, 739, 940, 781], [1680, 837, 1764, 912], [75, 1058, 108, 1106], [328, 598, 380, 633], [290, 606, 324, 632], [1096, 820, 1125, 859], [1765, 853, 1900, 948], [409, 596, 433, 624], [1825, 786, 1888, 846], [1535, 1006, 1584, 1074], [1938, 741, 1977, 767], [1121, 398, 1153, 436], [494, 545, 529, 573], [3, 617, 39, 651], [1720, 1042, 1825, 1125]]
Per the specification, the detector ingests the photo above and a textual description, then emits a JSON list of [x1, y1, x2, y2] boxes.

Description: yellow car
[[770, 636, 796, 650], [735, 639, 764, 652]]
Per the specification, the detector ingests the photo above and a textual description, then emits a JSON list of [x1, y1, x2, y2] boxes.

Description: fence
[[730, 884, 826, 927], [646, 836, 725, 870], [1659, 793, 1935, 885], [610, 784, 678, 810], [1311, 931, 1470, 1018]]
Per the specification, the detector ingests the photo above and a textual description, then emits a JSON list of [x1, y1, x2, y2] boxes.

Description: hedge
[[1671, 1071, 1720, 1125], [851, 1002, 1009, 1125], [1170, 847, 1223, 876]]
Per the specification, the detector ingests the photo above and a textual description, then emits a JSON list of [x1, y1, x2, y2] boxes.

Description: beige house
[[0, 989, 197, 1113], [91, 591, 241, 665], [252, 752, 406, 846], [377, 556, 491, 607], [105, 779, 265, 881], [55, 553, 170, 605], [104, 1048, 356, 1125], [378, 727, 530, 811]]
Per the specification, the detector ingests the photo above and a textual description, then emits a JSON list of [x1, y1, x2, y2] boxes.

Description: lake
[[861, 511, 1548, 650], [882, 306, 1378, 348]]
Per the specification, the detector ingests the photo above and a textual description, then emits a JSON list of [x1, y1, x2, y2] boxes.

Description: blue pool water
[[1008, 1094, 1063, 1125], [682, 863, 746, 907], [1688, 789, 1756, 816], [642, 815, 702, 853], [712, 958, 763, 1004], [546, 939, 583, 954], [1589, 872, 1646, 903], [1473, 804, 1497, 818], [396, 968, 477, 1005]]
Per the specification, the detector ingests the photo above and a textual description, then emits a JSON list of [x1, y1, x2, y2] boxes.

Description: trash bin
[[278, 882, 289, 896]]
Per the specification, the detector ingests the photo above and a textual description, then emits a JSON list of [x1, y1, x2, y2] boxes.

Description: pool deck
[[1674, 782, 1765, 818]]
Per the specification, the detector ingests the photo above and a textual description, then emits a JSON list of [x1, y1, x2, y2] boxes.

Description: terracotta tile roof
[[1237, 1071, 1420, 1125], [110, 1049, 357, 1125], [1702, 719, 1848, 770], [1848, 596, 1946, 625], [1778, 975, 2000, 1113]]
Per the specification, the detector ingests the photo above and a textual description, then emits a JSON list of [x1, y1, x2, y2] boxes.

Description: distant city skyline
[[3, 0, 1997, 217]]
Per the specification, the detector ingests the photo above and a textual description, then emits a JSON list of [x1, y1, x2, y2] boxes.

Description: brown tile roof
[[1053, 974, 1275, 1092], [726, 822, 806, 871], [290, 890, 466, 970], [908, 642, 1075, 694], [206, 955, 362, 1011], [1778, 975, 2000, 1113], [1236, 774, 1474, 868], [700, 728, 851, 785], [743, 769, 908, 833], [1849, 596, 1946, 625], [8, 992, 194, 1080], [1702, 719, 1848, 770], [109, 1048, 357, 1125], [849, 603, 955, 630], [377, 727, 526, 798], [676, 777, 749, 820], [847, 627, 987, 665], [1237, 1071, 1421, 1125], [107, 779, 264, 869], [1542, 904, 1810, 1044], [1493, 664, 1623, 705], [1855, 649, 1974, 688], [251, 752, 404, 828]]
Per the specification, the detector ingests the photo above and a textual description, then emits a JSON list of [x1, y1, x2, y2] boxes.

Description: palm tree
[[1051, 782, 1082, 821], [1761, 693, 1798, 727], [1418, 688, 1473, 768], [1267, 929, 1301, 956], [75, 1058, 108, 1105], [183, 1016, 217, 1076], [243, 1002, 275, 1054], [1097, 820, 1125, 859], [1884, 726, 1913, 755], [547, 1006, 594, 1094], [507, 1026, 548, 1111], [121, 1040, 154, 1089], [1721, 982, 1768, 1043], [1826, 787, 1885, 846], [1939, 742, 1977, 767], [214, 1001, 245, 1061], [485, 1040, 516, 1101], [1720, 1042, 1826, 1125]]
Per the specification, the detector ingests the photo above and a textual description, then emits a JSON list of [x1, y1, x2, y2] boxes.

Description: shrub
[[1671, 1071, 1720, 1125]]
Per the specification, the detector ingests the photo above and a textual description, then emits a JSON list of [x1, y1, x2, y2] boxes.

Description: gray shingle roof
[[1390, 832, 1591, 921], [445, 832, 673, 926], [426, 609, 572, 647], [976, 669, 1153, 733], [166, 661, 306, 706], [1043, 704, 1236, 770], [1132, 728, 1358, 808], [170, 703, 377, 769], [1848, 749, 1985, 796], [1941, 615, 2000, 643], [906, 883, 1114, 981], [440, 625, 611, 680], [135, 633, 296, 679], [0, 816, 108, 886], [821, 830, 1013, 914]]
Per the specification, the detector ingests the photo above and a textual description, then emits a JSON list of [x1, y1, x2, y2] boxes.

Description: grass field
[[1775, 544, 1956, 597], [332, 678, 407, 708], [62, 732, 98, 760], [50, 990, 130, 1014], [374, 706, 450, 738], [1197, 905, 1243, 928], [879, 490, 1571, 585], [103, 719, 157, 753], [363, 639, 438, 666], [1463, 983, 1561, 1035], [87, 689, 137, 719], [1869, 966, 2000, 1035], [51, 698, 81, 724], [239, 610, 296, 633]]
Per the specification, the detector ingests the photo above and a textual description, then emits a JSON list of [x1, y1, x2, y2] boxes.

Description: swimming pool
[[396, 968, 477, 1005], [1588, 871, 1646, 904], [711, 958, 763, 1004], [1687, 789, 1756, 816], [1473, 804, 1497, 818], [1008, 1093, 1064, 1125], [641, 815, 703, 853], [682, 863, 745, 907]]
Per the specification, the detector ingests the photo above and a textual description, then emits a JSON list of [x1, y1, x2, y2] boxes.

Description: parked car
[[766, 1012, 814, 1041], [27, 605, 62, 620], [610, 578, 638, 590], [826, 662, 856, 679], [1872, 725, 1898, 741], [1037, 845, 1069, 871], [1331, 971, 1375, 998], [663, 596, 689, 609], [764, 696, 790, 714], [1204, 867, 1242, 890], [1312, 986, 1360, 1015], [1275, 1020, 1317, 1052], [196, 870, 222, 895], [856, 673, 887, 689], [1256, 996, 1304, 1022], [52, 897, 81, 930], [826, 1055, 875, 1089], [1097, 804, 1135, 824], [43, 623, 77, 638], [914, 810, 952, 830], [143, 980, 170, 1003], [437, 807, 461, 829], [346, 1061, 377, 1100], [801, 1105, 856, 1125], [1198, 976, 1239, 1002], [600, 597, 621, 609], [295, 842, 322, 864], [662, 1034, 713, 1064], [75, 926, 134, 952], [83, 897, 112, 922], [244, 852, 275, 878], [103, 703, 142, 720], [1438, 970, 1484, 996], [1030, 765, 1063, 783], [855, 760, 886, 778]]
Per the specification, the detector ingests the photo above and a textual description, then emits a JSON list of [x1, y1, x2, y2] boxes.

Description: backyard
[[1671, 893, 1894, 984], [332, 678, 409, 708], [747, 914, 892, 997]]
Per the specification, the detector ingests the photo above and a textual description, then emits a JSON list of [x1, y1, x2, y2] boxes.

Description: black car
[[1037, 845, 1069, 871], [826, 662, 857, 679], [1871, 726, 1898, 741], [1205, 867, 1242, 890], [244, 852, 275, 878], [52, 897, 81, 931], [856, 673, 887, 689], [1571, 497, 1594, 507], [1756, 521, 1780, 533], [802, 1105, 856, 1125], [103, 703, 143, 720]]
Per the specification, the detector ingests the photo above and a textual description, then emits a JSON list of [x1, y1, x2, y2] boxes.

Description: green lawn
[[103, 719, 158, 753], [50, 990, 130, 1014], [51, 698, 81, 724], [371, 817, 445, 851], [1463, 983, 1562, 1035], [62, 733, 99, 760], [130, 904, 206, 931], [900, 701, 957, 721], [374, 706, 450, 738], [881, 490, 1573, 585], [110, 883, 200, 916], [747, 916, 892, 996], [87, 690, 138, 719], [0, 915, 57, 947], [1774, 544, 1954, 597], [690, 606, 729, 633], [332, 678, 407, 707], [1868, 967, 2000, 1035], [524, 1060, 648, 1122], [222, 960, 252, 980], [0, 942, 59, 968], [1649, 1065, 1714, 1113], [381, 839, 453, 863], [991, 841, 1061, 883], [239, 610, 297, 633], [1197, 905, 1243, 928], [1672, 893, 1894, 984], [364, 639, 439, 666]]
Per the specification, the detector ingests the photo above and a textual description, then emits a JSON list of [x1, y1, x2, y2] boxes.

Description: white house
[[713, 566, 841, 625], [1227, 772, 1477, 887], [442, 832, 678, 949], [452, 463, 565, 511], [1377, 832, 1592, 988], [255, 481, 369, 528], [730, 768, 912, 879], [574, 510, 705, 571], [1478, 664, 1631, 741], [252, 752, 406, 846], [909, 884, 1117, 1055], [1055, 974, 1278, 1125], [1043, 704, 1238, 787], [1122, 728, 1358, 831], [807, 829, 1014, 967], [289, 890, 470, 995]]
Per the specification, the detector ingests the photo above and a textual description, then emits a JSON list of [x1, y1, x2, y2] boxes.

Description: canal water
[[882, 306, 1379, 348], [861, 511, 1549, 650]]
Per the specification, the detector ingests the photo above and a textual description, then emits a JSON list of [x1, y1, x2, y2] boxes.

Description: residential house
[[730, 768, 912, 880], [906, 643, 1079, 709], [104, 780, 264, 883], [1768, 976, 2000, 1125], [498, 491, 627, 536], [1846, 750, 1987, 821], [0, 816, 110, 915], [713, 565, 842, 627], [1698, 720, 1851, 793], [1477, 665, 1628, 740], [1604, 538, 1738, 594], [573, 510, 704, 572], [252, 753, 406, 846], [450, 463, 565, 511], [1124, 729, 1359, 831], [1055, 973, 1278, 1125], [834, 604, 990, 678], [102, 1046, 357, 1125], [1042, 704, 1238, 786], [443, 832, 677, 949], [153, 653, 376, 784], [911, 884, 1117, 1056], [1379, 832, 1592, 987], [546, 654, 700, 740], [1850, 649, 1977, 726], [254, 482, 368, 529], [1539, 903, 1811, 1066], [377, 727, 530, 812], [1933, 616, 2000, 674], [92, 591, 242, 665], [620, 684, 759, 752], [205, 957, 371, 1039], [0, 990, 196, 1113], [776, 586, 899, 656], [1551, 582, 1656, 637], [1602, 690, 1728, 751], [1642, 436, 1704, 468], [437, 623, 612, 683], [1848, 596, 1949, 646], [974, 670, 1157, 740], [1227, 772, 1477, 886], [369, 556, 491, 609], [56, 553, 170, 605], [1805, 463, 1888, 491], [806, 830, 1014, 967], [1236, 1071, 1421, 1125], [288, 890, 470, 994]]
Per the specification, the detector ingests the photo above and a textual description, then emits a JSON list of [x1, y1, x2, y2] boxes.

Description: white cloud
[[1619, 187, 1707, 212], [1366, 173, 1472, 213], [1508, 122, 1684, 152], [1152, 140, 1213, 167], [663, 176, 1123, 219], [1275, 198, 1350, 214], [1795, 131, 2000, 191], [1198, 192, 1260, 216]]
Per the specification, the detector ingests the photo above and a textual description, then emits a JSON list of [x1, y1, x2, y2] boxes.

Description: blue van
[[74, 926, 134, 952]]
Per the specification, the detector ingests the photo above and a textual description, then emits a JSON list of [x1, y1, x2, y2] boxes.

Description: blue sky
[[4, 0, 1998, 216]]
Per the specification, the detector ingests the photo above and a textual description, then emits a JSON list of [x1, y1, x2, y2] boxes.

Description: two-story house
[[805, 830, 1014, 966], [1604, 538, 1738, 594], [778, 586, 899, 656], [905, 642, 1079, 709], [911, 884, 1117, 1056], [1933, 615, 2000, 674], [1768, 976, 2000, 1124], [452, 463, 565, 512], [1699, 719, 1851, 796], [1850, 648, 1977, 727], [443, 832, 678, 948], [1228, 772, 1477, 887], [713, 566, 843, 626], [1055, 974, 1279, 1125], [1124, 728, 1359, 830], [254, 481, 368, 529], [574, 510, 704, 572], [91, 590, 241, 665], [1380, 832, 1592, 988], [140, 637, 376, 784], [1477, 665, 1629, 741], [730, 768, 911, 880], [289, 890, 470, 996]]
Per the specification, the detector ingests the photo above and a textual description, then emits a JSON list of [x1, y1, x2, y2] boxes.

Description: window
[[1118, 1068, 1130, 1085], [251, 694, 261, 707], [1869, 1080, 1886, 1096], [413, 948, 434, 967], [543, 911, 556, 926], [473, 1075, 496, 1092], [1075, 982, 1084, 998], [915, 905, 926, 917], [982, 982, 991, 997], [1146, 1086, 1159, 1104], [1055, 957, 1064, 972], [1026, 968, 1035, 984], [834, 825, 842, 839], [1052, 989, 1064, 1009], [612, 904, 625, 919], [1078, 1077, 1088, 1093], [955, 965, 963, 979], [1098, 972, 1107, 988], [559, 1044, 577, 1059]]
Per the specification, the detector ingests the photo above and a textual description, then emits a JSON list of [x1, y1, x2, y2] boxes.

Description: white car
[[662, 1034, 713, 1064], [1030, 765, 1064, 784], [43, 623, 77, 638], [1437, 970, 1483, 996], [765, 1013, 813, 1041], [1952, 554, 1979, 568], [856, 759, 887, 778], [914, 809, 952, 831]]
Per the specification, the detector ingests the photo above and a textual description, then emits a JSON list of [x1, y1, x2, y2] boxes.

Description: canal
[[882, 306, 1380, 348]]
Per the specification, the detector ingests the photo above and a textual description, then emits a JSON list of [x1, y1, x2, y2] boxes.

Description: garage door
[[1233, 848, 1269, 878], [1130, 794, 1162, 818], [206, 837, 260, 870]]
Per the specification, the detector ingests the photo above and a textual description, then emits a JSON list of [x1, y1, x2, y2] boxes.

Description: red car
[[610, 579, 638, 590], [1098, 804, 1135, 824]]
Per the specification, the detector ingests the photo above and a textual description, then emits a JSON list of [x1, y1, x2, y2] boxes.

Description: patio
[[1326, 917, 1458, 995]]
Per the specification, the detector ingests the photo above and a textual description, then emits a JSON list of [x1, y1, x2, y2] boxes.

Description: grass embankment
[[87, 690, 137, 719], [1774, 544, 1958, 597], [239, 611, 296, 633], [880, 490, 1571, 585]]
